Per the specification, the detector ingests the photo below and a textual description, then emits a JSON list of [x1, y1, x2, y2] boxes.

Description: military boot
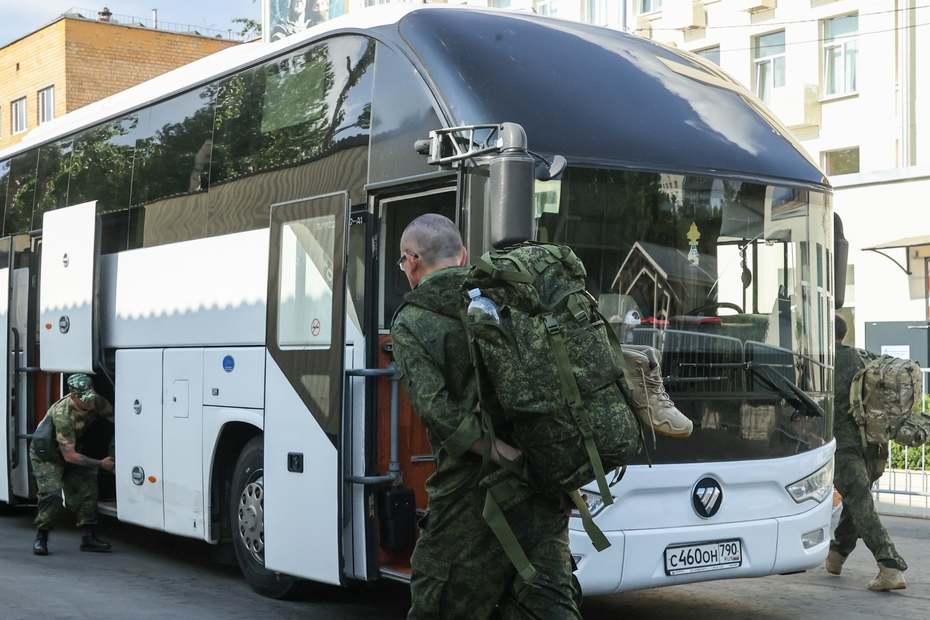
[[868, 563, 906, 591], [33, 529, 49, 556], [622, 347, 693, 439], [80, 528, 112, 553], [825, 549, 846, 575]]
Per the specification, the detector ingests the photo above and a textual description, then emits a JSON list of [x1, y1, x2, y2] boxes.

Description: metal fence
[[63, 7, 247, 41], [873, 368, 930, 519]]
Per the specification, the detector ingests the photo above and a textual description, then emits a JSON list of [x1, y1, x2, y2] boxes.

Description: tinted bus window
[[3, 149, 39, 236], [69, 116, 138, 213], [212, 36, 375, 185], [131, 85, 217, 206], [33, 138, 74, 228]]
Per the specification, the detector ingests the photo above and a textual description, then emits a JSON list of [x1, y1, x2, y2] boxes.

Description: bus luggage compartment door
[[115, 348, 165, 531], [38, 201, 99, 373]]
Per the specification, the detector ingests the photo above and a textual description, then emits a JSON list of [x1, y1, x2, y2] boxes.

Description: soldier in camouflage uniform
[[392, 214, 581, 620], [826, 315, 907, 590], [29, 374, 115, 555]]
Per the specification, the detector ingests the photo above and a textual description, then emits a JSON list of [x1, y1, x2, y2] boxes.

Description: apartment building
[[641, 0, 930, 347], [0, 8, 241, 151]]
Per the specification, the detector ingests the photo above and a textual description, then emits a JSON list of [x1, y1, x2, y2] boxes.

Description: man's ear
[[458, 246, 467, 266]]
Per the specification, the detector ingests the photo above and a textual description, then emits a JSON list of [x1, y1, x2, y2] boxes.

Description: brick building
[[0, 9, 240, 150]]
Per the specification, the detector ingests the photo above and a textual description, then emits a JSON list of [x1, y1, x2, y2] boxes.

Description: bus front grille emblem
[[692, 477, 723, 518]]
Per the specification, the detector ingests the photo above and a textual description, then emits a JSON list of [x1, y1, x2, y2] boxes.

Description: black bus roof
[[3, 5, 828, 191], [391, 8, 827, 190]]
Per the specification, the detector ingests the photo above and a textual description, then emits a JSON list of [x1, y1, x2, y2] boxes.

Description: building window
[[537, 0, 558, 15], [493, 0, 512, 6], [585, 0, 607, 24], [642, 0, 662, 13], [696, 46, 720, 66], [823, 147, 859, 175], [38, 86, 55, 125], [12, 97, 27, 134], [754, 31, 785, 105], [824, 14, 858, 96]]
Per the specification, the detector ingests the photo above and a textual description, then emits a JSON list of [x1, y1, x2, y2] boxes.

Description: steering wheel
[[686, 301, 744, 316]]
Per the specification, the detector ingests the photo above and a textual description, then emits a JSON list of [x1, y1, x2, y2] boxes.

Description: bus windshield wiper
[[745, 362, 824, 420]]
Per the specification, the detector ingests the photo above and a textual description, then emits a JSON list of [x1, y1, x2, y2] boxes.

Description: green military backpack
[[850, 350, 930, 449], [461, 242, 641, 594], [463, 242, 640, 499]]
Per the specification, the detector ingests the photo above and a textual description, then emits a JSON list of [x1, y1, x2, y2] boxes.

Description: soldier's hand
[[100, 456, 115, 473]]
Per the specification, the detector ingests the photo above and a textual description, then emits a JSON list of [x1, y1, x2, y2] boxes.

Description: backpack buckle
[[542, 313, 560, 335]]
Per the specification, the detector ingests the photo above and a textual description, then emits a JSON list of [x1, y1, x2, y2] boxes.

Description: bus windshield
[[535, 167, 833, 463]]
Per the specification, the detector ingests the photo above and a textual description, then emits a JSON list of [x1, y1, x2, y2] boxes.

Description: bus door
[[7, 203, 99, 501], [263, 192, 348, 585], [0, 237, 11, 503], [7, 233, 41, 501]]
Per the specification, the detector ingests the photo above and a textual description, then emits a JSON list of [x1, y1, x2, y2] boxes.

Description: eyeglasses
[[397, 251, 419, 272]]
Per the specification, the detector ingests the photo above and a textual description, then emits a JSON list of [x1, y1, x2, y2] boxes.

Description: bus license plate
[[664, 539, 742, 576]]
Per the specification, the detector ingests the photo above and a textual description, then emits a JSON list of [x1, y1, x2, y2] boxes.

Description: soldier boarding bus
[[0, 4, 839, 600]]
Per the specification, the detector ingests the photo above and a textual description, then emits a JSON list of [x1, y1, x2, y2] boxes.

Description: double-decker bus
[[0, 4, 839, 599]]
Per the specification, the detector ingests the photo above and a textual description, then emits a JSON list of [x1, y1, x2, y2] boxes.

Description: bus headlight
[[786, 459, 834, 504], [569, 492, 607, 518]]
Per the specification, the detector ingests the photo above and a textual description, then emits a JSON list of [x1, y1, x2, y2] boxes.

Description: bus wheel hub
[[238, 477, 264, 560]]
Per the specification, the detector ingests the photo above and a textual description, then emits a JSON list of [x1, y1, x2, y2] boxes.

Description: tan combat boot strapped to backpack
[[622, 345, 693, 441]]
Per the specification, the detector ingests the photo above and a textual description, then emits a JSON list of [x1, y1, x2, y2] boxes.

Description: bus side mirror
[[413, 122, 543, 249], [834, 213, 849, 309]]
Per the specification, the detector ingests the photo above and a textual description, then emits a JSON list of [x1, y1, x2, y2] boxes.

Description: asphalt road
[[2, 505, 928, 619]]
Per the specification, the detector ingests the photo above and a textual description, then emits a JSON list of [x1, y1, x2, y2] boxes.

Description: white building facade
[[640, 0, 930, 350]]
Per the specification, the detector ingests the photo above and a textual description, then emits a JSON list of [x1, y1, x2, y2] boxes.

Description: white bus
[[0, 4, 838, 600]]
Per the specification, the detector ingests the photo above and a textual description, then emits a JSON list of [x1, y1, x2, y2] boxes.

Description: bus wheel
[[230, 436, 301, 599]]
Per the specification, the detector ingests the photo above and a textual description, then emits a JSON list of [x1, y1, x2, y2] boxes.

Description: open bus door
[[0, 237, 11, 504], [262, 192, 348, 586], [7, 233, 47, 503], [7, 234, 37, 503]]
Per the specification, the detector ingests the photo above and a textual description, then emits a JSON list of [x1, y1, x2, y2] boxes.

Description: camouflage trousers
[[29, 447, 98, 531], [407, 488, 581, 620], [831, 445, 907, 571]]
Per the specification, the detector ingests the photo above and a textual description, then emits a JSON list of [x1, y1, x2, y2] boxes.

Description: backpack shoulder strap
[[848, 350, 880, 450], [853, 348, 876, 365], [473, 252, 536, 284]]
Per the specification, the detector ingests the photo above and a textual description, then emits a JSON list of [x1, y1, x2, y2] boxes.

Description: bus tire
[[230, 435, 301, 599]]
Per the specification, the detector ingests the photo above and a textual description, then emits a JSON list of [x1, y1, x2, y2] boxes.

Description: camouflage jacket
[[392, 266, 521, 510], [48, 394, 114, 448], [834, 343, 866, 453]]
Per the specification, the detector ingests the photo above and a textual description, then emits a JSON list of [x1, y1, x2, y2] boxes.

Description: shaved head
[[398, 213, 466, 289], [401, 214, 464, 268]]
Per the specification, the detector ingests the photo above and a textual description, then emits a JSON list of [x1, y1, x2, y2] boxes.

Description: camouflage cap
[[67, 374, 97, 403]]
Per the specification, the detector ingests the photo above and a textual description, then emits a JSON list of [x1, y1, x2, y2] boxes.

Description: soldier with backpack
[[391, 214, 582, 619], [826, 315, 907, 591]]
